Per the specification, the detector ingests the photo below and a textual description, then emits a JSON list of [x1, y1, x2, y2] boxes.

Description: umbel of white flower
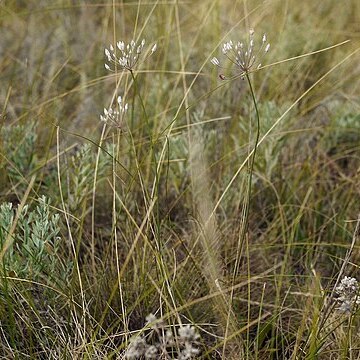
[[99, 95, 128, 127], [211, 28, 270, 76], [104, 39, 157, 72]]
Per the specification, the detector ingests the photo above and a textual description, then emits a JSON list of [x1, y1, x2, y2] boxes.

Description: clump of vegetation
[[0, 196, 70, 282], [125, 313, 201, 359], [1, 122, 38, 191], [0, 196, 72, 357], [0, 0, 359, 358]]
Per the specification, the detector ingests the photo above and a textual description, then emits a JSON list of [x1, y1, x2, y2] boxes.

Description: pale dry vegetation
[[0, 0, 360, 358]]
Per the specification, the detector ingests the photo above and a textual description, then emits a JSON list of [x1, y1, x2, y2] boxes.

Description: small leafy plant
[[0, 196, 70, 284]]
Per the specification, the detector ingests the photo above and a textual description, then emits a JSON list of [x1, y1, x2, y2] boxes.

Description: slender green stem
[[245, 72, 261, 235], [129, 70, 161, 242], [233, 72, 261, 280], [129, 70, 151, 137], [223, 72, 261, 355]]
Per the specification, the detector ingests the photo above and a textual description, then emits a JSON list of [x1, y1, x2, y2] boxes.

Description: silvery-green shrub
[[0, 196, 71, 284]]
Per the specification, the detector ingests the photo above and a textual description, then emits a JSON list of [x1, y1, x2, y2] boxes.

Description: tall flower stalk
[[104, 37, 157, 129], [212, 28, 270, 274], [104, 38, 162, 244], [104, 36, 158, 183], [211, 28, 270, 352]]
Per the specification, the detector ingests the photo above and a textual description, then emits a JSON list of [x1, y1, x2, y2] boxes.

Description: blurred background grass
[[0, 0, 360, 358]]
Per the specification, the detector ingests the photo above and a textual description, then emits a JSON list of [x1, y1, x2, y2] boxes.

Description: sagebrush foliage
[[0, 0, 359, 358], [0, 196, 71, 283], [1, 123, 37, 189]]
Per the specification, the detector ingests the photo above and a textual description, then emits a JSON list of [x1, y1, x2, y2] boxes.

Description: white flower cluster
[[99, 96, 128, 128], [211, 28, 270, 75], [335, 276, 360, 313], [104, 39, 157, 72], [125, 313, 201, 359]]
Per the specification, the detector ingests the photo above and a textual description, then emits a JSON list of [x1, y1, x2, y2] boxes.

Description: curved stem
[[224, 72, 261, 355], [233, 72, 260, 279], [129, 70, 149, 128], [129, 70, 160, 240]]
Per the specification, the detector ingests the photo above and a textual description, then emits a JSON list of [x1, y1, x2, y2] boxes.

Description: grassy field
[[1, 0, 360, 358]]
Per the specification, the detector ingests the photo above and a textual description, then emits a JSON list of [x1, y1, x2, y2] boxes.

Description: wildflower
[[99, 107, 119, 123], [165, 329, 175, 346], [125, 336, 148, 359], [144, 345, 158, 359], [180, 342, 200, 359], [178, 325, 200, 359], [99, 95, 128, 128], [178, 325, 200, 342], [124, 316, 201, 359], [145, 312, 166, 331], [117, 95, 129, 113], [211, 28, 270, 77], [210, 57, 220, 66], [335, 276, 360, 313], [104, 38, 157, 72], [145, 313, 157, 325]]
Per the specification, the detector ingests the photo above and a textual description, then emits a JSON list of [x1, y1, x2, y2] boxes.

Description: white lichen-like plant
[[335, 276, 360, 313], [125, 313, 201, 359], [104, 39, 157, 72]]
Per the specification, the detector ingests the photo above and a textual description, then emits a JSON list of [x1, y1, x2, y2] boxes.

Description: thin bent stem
[[129, 69, 151, 139], [223, 71, 261, 355], [233, 72, 261, 278], [129, 70, 161, 243]]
